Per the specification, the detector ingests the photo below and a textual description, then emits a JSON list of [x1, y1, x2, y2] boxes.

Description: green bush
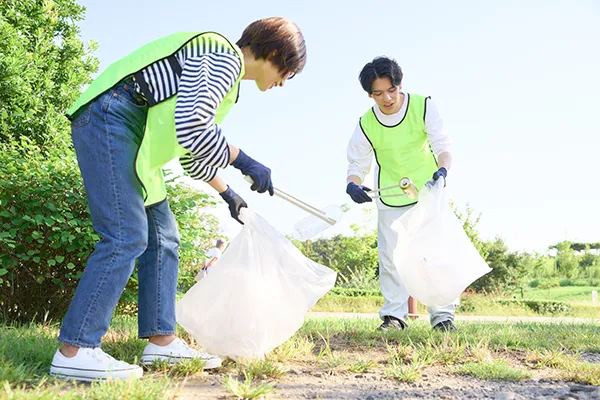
[[0, 0, 98, 147], [292, 226, 379, 288], [529, 280, 539, 288], [525, 300, 572, 315], [0, 140, 221, 322], [0, 139, 98, 322], [456, 295, 477, 313], [559, 279, 600, 287], [494, 299, 572, 315]]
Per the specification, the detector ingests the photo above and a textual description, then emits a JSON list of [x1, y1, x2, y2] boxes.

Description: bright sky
[[76, 0, 599, 253]]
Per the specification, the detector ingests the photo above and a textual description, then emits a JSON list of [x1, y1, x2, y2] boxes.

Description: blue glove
[[426, 167, 447, 188], [232, 150, 274, 196], [346, 182, 373, 204], [432, 167, 447, 181], [219, 186, 248, 224]]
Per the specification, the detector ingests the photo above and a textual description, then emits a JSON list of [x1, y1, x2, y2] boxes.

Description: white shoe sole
[[140, 354, 222, 369], [50, 365, 143, 382]]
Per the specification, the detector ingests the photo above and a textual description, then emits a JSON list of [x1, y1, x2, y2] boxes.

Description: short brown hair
[[237, 17, 307, 76]]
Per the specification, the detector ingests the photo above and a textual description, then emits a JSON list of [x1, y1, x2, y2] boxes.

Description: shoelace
[[90, 348, 130, 367], [175, 339, 216, 360]]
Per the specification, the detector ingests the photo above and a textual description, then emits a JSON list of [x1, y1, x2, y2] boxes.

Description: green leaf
[[67, 263, 75, 270], [0, 268, 8, 276]]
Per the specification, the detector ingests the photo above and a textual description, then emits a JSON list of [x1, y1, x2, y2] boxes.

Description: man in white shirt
[[346, 56, 456, 332], [195, 239, 226, 281]]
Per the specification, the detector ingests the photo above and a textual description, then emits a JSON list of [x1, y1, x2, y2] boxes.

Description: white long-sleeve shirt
[[346, 93, 452, 209]]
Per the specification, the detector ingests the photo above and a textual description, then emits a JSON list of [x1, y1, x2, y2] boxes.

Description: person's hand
[[219, 186, 248, 224], [232, 150, 274, 195], [426, 167, 447, 188], [346, 182, 373, 204]]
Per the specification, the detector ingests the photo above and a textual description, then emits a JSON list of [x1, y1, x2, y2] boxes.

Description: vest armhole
[[424, 95, 431, 122], [167, 54, 183, 77], [358, 118, 375, 149], [133, 71, 158, 106]]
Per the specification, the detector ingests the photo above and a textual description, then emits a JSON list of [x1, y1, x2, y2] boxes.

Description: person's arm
[[346, 122, 374, 185], [208, 175, 228, 194], [204, 257, 219, 269], [424, 97, 453, 182], [176, 49, 273, 195], [176, 52, 243, 182], [345, 122, 374, 203], [437, 151, 452, 171]]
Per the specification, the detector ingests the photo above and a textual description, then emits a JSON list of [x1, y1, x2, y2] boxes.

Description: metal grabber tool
[[368, 177, 419, 200], [244, 176, 336, 225]]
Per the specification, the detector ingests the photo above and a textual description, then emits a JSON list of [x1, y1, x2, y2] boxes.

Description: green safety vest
[[359, 93, 438, 207], [67, 32, 245, 206]]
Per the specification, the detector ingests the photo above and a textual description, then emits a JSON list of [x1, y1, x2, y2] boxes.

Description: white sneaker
[[141, 338, 222, 369], [50, 347, 143, 382]]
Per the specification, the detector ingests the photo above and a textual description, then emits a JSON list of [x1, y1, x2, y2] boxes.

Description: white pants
[[378, 207, 455, 326]]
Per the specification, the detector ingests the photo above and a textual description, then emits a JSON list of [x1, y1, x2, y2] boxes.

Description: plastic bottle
[[292, 204, 350, 241]]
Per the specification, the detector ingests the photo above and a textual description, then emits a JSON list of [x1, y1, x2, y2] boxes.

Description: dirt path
[[176, 314, 600, 399], [177, 361, 600, 400]]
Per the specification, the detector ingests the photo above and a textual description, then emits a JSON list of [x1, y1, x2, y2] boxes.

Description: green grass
[[1, 378, 174, 400], [145, 357, 206, 378], [3, 315, 600, 397], [269, 335, 315, 363], [223, 374, 275, 399], [0, 318, 189, 399], [236, 358, 286, 380], [313, 291, 600, 318], [560, 362, 600, 386], [385, 360, 422, 383], [515, 286, 600, 305], [348, 358, 378, 373], [525, 349, 600, 385], [457, 360, 531, 381], [299, 317, 600, 354], [311, 294, 384, 313]]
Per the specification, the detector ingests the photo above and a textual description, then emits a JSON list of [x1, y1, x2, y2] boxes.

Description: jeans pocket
[[114, 85, 149, 110], [71, 105, 91, 129]]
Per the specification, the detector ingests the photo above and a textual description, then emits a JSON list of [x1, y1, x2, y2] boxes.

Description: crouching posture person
[[50, 17, 306, 381]]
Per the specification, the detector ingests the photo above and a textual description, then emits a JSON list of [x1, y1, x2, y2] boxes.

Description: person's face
[[369, 77, 402, 115], [255, 60, 295, 91]]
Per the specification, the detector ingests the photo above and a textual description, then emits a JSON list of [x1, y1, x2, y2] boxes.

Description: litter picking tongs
[[368, 177, 419, 200], [244, 176, 337, 225]]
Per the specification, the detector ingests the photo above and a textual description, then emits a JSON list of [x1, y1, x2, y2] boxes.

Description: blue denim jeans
[[58, 79, 180, 347]]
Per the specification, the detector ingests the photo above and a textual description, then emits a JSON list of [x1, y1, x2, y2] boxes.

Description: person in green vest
[[345, 56, 456, 332], [49, 17, 306, 381]]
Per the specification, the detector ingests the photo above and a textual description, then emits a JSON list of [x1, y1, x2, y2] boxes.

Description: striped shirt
[[133, 35, 242, 182]]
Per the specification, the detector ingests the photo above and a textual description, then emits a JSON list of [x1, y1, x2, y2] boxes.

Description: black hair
[[359, 56, 403, 94]]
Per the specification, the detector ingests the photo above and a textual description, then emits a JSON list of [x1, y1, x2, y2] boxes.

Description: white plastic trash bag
[[392, 179, 491, 308], [176, 209, 337, 359]]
